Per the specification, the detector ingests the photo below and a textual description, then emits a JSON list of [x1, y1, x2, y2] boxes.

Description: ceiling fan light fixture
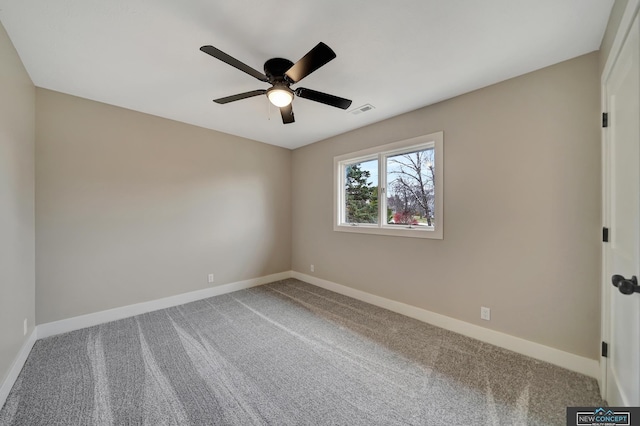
[[267, 86, 293, 107]]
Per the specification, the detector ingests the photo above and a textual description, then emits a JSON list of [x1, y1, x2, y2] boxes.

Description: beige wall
[[0, 23, 35, 384], [35, 89, 291, 323], [292, 52, 601, 359]]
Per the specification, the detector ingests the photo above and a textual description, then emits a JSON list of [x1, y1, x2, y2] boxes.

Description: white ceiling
[[0, 0, 613, 149]]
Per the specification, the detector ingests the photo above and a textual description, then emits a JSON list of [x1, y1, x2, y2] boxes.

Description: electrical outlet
[[208, 273, 215, 283], [480, 307, 491, 321], [23, 318, 28, 336], [310, 264, 314, 272]]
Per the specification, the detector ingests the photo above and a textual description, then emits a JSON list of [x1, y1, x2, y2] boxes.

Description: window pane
[[344, 159, 378, 224], [386, 148, 434, 227]]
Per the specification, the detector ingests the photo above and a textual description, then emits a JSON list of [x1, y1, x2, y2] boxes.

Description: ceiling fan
[[200, 42, 352, 124]]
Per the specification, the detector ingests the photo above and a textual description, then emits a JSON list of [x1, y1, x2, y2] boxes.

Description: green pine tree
[[345, 164, 378, 223]]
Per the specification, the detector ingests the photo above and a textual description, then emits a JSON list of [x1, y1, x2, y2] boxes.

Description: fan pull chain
[[267, 97, 271, 121]]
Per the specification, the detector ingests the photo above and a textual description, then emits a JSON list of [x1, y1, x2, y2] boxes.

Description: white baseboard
[[0, 329, 37, 411], [292, 271, 600, 379], [37, 271, 293, 339]]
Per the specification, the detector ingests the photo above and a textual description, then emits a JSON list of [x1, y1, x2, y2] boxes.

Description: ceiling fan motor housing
[[264, 58, 295, 83]]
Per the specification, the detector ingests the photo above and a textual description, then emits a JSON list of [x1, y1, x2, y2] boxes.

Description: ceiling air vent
[[350, 104, 375, 115]]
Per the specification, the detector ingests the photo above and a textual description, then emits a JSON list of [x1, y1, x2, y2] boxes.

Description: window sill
[[333, 224, 443, 239]]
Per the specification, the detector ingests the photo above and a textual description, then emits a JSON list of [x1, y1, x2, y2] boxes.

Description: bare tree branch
[[386, 149, 435, 225]]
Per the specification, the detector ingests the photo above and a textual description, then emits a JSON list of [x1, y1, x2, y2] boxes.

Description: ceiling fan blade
[[295, 88, 352, 110], [213, 90, 266, 104], [200, 45, 268, 82], [285, 42, 336, 83], [280, 104, 295, 124]]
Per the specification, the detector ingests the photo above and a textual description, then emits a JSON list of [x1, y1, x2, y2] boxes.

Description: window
[[334, 132, 443, 239]]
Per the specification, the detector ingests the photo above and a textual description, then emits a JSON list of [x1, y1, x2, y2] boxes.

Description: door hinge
[[603, 227, 609, 242], [602, 112, 608, 128], [602, 341, 608, 358]]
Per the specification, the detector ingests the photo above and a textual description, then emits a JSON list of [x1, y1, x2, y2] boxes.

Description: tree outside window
[[345, 161, 378, 224], [386, 148, 434, 227]]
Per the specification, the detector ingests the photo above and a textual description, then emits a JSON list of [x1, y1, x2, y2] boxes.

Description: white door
[[603, 12, 640, 406]]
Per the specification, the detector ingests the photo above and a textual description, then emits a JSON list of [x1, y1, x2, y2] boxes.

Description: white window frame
[[334, 131, 443, 239]]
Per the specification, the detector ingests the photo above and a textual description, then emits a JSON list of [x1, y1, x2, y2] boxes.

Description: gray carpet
[[0, 279, 603, 425]]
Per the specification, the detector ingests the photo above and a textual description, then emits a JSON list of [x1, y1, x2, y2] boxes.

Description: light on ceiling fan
[[267, 87, 293, 107]]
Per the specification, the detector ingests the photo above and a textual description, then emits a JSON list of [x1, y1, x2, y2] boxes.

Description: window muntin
[[334, 132, 443, 239]]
